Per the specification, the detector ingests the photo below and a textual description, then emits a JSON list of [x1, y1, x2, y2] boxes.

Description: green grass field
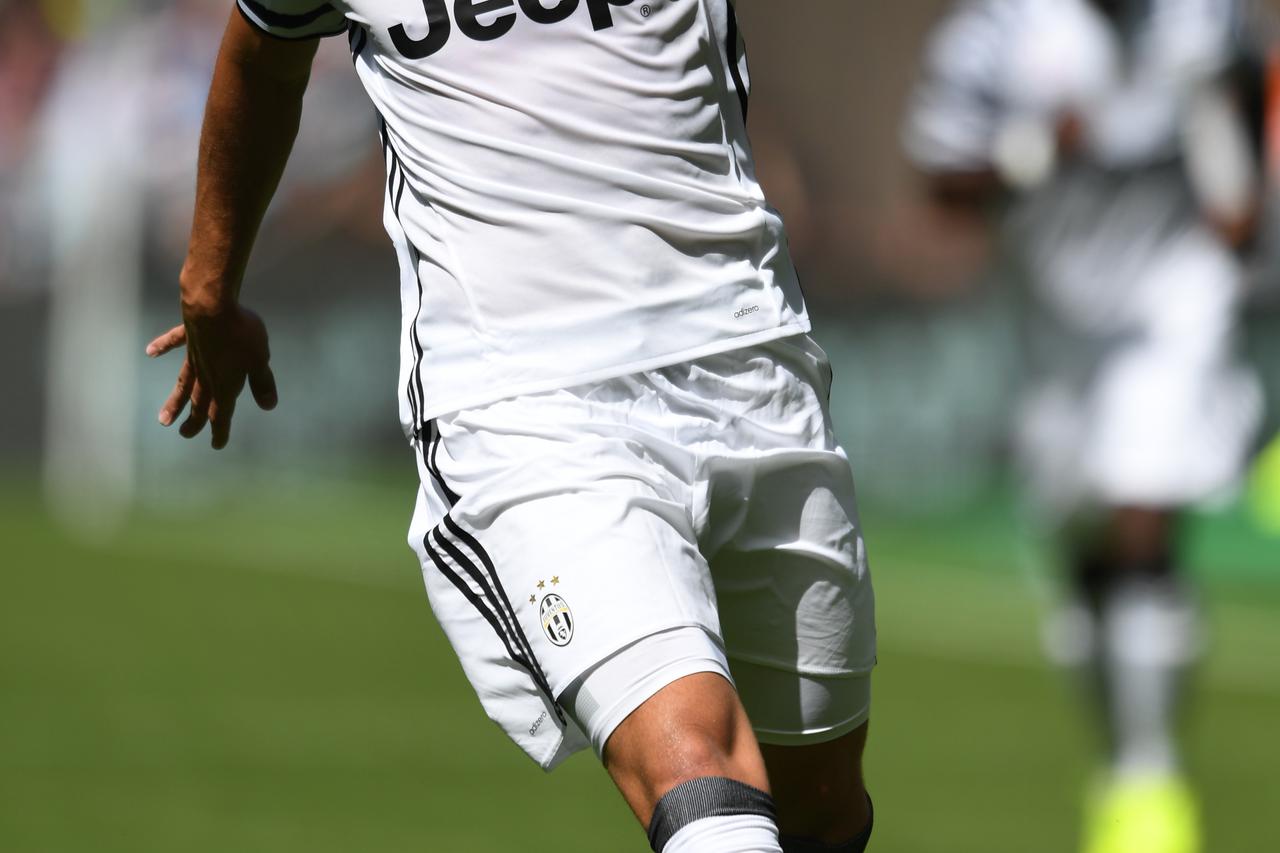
[[3, 476, 1277, 852]]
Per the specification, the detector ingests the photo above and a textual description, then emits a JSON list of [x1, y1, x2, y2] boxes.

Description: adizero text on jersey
[[237, 0, 808, 434]]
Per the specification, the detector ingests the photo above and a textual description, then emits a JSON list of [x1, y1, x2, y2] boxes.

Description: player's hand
[[146, 304, 278, 450]]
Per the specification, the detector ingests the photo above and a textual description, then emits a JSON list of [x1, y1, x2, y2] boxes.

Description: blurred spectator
[[0, 0, 61, 173], [903, 2, 1270, 852], [24, 0, 379, 534], [0, 0, 64, 286]]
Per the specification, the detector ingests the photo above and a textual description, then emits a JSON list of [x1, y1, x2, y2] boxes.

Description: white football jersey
[[236, 0, 807, 434], [904, 0, 1250, 334]]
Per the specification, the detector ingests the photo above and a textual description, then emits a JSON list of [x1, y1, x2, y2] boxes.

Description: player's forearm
[[180, 11, 319, 316], [1183, 79, 1264, 251]]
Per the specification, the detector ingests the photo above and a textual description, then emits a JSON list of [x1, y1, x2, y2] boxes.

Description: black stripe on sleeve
[[347, 21, 368, 60], [237, 3, 346, 39], [724, 0, 749, 122], [239, 0, 339, 29]]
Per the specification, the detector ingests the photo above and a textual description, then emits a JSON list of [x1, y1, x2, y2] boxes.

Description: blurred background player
[[904, 1, 1269, 852]]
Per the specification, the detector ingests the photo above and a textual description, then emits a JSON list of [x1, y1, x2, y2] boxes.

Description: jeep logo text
[[391, 0, 637, 60]]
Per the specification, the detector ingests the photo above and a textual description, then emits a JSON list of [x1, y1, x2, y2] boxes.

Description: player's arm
[[1183, 64, 1267, 251], [896, 2, 1016, 282], [902, 2, 1022, 227], [147, 9, 320, 449]]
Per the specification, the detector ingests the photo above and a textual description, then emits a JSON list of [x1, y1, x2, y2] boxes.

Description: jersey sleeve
[[236, 0, 348, 40], [902, 1, 1007, 173]]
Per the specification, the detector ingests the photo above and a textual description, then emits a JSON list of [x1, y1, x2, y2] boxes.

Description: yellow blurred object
[[40, 0, 83, 40], [38, 0, 143, 41], [1247, 434, 1280, 535], [1081, 775, 1202, 853]]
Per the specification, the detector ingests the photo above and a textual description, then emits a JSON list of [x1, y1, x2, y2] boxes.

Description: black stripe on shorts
[[424, 518, 563, 724]]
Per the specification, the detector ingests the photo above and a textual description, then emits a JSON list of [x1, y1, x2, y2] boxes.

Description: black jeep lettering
[[390, 0, 451, 60], [519, 0, 578, 26], [584, 0, 634, 32], [456, 0, 517, 41], [389, 0, 640, 60]]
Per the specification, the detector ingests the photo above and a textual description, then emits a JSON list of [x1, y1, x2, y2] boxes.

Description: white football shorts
[[406, 333, 876, 769]]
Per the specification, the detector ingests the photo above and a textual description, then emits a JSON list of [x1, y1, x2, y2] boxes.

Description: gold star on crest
[[529, 594, 536, 604], [551, 576, 561, 586], [536, 580, 545, 590]]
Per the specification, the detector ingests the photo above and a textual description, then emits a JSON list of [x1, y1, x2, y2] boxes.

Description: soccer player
[[146, 3, 876, 851], [904, 2, 1265, 852]]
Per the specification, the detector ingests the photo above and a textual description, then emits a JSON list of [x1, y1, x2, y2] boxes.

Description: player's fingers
[[146, 325, 187, 357], [158, 359, 195, 426], [179, 381, 210, 439], [208, 396, 237, 451], [248, 364, 278, 411]]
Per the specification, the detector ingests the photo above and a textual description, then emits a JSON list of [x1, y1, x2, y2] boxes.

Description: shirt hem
[[404, 320, 812, 436]]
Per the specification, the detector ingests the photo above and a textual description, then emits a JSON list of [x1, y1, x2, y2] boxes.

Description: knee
[[617, 705, 763, 809], [653, 730, 732, 786], [603, 673, 769, 824]]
